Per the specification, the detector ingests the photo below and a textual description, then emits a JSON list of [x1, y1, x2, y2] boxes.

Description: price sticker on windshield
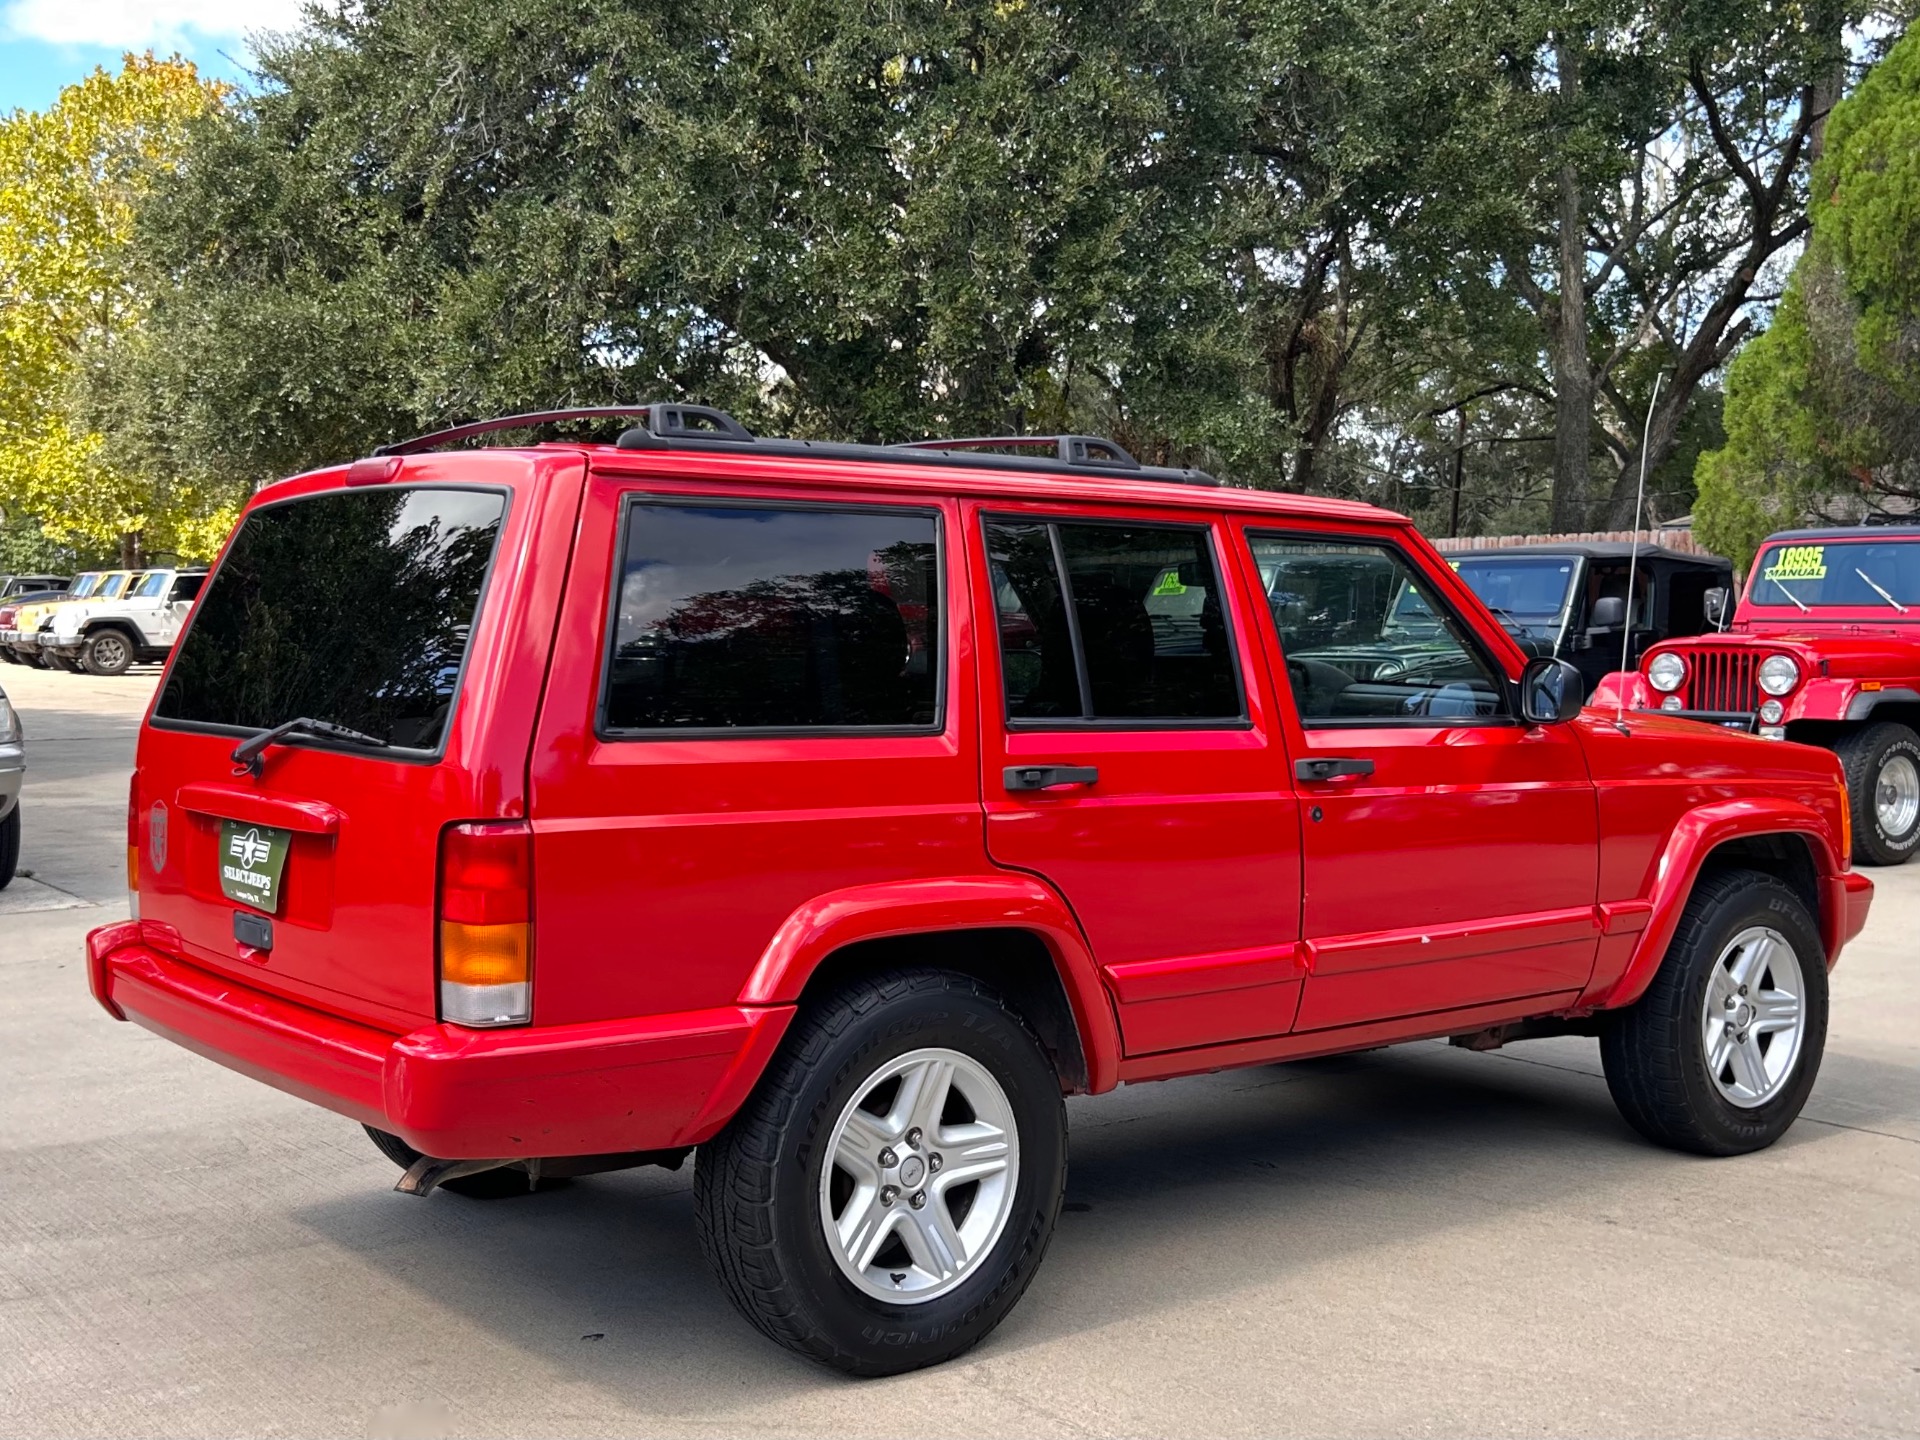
[[219, 820, 291, 914], [1763, 545, 1826, 582]]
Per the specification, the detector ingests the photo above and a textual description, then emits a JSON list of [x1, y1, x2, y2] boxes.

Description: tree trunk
[[1548, 40, 1591, 532]]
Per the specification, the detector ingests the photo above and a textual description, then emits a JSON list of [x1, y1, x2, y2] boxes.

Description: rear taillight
[[437, 822, 532, 1027], [126, 773, 140, 918]]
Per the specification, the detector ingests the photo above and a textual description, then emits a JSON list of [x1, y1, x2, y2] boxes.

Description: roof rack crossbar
[[894, 434, 1142, 470], [370, 403, 1221, 486], [374, 403, 753, 457]]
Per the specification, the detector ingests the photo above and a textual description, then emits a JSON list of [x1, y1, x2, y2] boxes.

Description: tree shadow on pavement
[[286, 1034, 1909, 1414]]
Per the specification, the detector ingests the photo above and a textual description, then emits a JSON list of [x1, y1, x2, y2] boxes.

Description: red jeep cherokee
[[1595, 525, 1920, 867], [88, 406, 1873, 1375]]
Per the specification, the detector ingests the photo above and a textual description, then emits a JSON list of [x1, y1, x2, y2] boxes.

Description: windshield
[[98, 574, 132, 600], [1450, 556, 1577, 634], [1750, 540, 1920, 610], [154, 487, 507, 752], [132, 571, 170, 598], [68, 573, 102, 600]]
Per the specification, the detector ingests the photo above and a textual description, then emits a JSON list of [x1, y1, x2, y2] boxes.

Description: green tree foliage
[[86, 0, 1572, 496], [65, 1, 1920, 551], [1696, 22, 1920, 565]]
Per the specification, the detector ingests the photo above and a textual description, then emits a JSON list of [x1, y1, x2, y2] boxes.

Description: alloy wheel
[[1699, 925, 1806, 1108], [818, 1047, 1020, 1304]]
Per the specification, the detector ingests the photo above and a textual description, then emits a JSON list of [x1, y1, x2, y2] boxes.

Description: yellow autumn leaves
[[0, 54, 235, 561]]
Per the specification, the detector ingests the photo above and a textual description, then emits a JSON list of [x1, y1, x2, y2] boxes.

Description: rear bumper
[[86, 923, 794, 1159]]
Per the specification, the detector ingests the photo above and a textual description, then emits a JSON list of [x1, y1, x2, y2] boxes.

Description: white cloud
[[3, 0, 308, 50]]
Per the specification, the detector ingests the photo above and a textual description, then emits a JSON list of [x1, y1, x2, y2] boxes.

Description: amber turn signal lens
[[439, 920, 529, 988]]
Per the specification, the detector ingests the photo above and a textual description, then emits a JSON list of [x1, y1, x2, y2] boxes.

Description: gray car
[[0, 679, 21, 887]]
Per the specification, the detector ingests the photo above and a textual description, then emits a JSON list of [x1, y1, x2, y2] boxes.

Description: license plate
[[219, 819, 291, 914]]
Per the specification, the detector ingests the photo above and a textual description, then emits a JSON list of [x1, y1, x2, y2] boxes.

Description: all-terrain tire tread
[[1835, 723, 1920, 866], [693, 967, 1063, 1376], [1599, 868, 1821, 1155]]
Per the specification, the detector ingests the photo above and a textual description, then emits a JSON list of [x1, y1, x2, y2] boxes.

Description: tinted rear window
[[155, 487, 506, 752]]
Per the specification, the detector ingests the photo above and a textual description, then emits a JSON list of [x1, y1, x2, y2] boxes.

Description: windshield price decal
[[1763, 545, 1826, 582]]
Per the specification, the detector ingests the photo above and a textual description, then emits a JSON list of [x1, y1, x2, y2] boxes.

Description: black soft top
[[1448, 542, 1730, 570]]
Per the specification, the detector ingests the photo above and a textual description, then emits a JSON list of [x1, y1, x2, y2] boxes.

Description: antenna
[[1616, 370, 1667, 726]]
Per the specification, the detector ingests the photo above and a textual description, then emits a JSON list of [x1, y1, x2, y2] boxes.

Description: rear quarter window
[[601, 501, 942, 733]]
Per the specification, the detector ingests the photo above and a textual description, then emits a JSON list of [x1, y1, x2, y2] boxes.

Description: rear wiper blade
[[231, 716, 390, 776]]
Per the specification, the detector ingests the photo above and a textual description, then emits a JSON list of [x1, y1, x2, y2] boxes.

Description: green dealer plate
[[219, 819, 291, 914]]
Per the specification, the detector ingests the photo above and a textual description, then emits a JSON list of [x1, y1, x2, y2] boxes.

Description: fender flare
[[1585, 797, 1846, 1011], [737, 874, 1121, 1093]]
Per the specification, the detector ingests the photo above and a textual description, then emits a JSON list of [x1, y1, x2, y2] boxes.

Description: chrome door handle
[[1004, 765, 1100, 792], [1295, 757, 1374, 782]]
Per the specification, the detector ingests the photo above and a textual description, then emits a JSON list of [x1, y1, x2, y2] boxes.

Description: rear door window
[[985, 517, 1243, 724], [154, 487, 507, 754], [601, 502, 942, 733]]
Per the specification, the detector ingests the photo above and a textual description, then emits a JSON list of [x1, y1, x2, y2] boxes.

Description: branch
[[1688, 58, 1767, 215]]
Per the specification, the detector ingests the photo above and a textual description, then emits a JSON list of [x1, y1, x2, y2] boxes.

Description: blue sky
[[0, 0, 305, 113]]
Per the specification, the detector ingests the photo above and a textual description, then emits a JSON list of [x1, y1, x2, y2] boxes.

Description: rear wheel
[[80, 629, 134, 677], [1600, 869, 1826, 1155], [694, 969, 1066, 1376], [1836, 722, 1920, 866], [0, 802, 19, 889], [362, 1126, 561, 1199]]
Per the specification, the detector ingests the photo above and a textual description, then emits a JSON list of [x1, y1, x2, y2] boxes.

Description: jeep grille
[[1688, 647, 1758, 713]]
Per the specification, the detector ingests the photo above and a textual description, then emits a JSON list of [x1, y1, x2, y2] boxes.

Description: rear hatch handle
[[231, 716, 390, 777]]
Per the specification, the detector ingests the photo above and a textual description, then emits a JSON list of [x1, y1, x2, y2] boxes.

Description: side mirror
[[1520, 657, 1585, 725], [1703, 587, 1729, 626], [1588, 595, 1627, 629]]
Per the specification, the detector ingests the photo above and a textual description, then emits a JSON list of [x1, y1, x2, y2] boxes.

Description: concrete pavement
[[1, 661, 1915, 1437]]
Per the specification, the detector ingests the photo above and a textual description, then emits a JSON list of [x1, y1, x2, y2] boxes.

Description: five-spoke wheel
[[695, 969, 1066, 1376], [820, 1047, 1019, 1303], [1700, 926, 1806, 1108], [1603, 868, 1827, 1155]]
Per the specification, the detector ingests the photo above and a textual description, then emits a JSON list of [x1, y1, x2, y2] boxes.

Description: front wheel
[[694, 969, 1067, 1376], [1836, 723, 1920, 866], [80, 630, 134, 677], [1600, 868, 1826, 1156]]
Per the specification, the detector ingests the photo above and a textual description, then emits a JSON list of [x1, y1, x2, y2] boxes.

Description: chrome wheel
[[819, 1047, 1019, 1304], [1700, 925, 1806, 1108], [1874, 753, 1920, 839]]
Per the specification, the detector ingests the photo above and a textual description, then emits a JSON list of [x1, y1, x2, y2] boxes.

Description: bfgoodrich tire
[[694, 969, 1067, 1376], [1836, 722, 1920, 866], [1600, 868, 1826, 1156]]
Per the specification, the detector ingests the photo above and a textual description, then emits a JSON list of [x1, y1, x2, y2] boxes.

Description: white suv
[[39, 569, 207, 676]]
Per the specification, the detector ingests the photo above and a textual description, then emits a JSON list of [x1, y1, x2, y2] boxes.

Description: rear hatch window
[[155, 487, 507, 755]]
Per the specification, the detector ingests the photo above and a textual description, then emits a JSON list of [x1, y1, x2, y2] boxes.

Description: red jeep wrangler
[[1595, 525, 1920, 867], [87, 407, 1872, 1375]]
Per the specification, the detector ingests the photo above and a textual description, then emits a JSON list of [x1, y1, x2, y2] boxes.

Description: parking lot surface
[[1, 663, 1916, 1438]]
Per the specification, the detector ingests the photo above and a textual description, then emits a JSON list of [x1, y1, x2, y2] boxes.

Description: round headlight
[[1757, 654, 1800, 696], [1648, 652, 1687, 693]]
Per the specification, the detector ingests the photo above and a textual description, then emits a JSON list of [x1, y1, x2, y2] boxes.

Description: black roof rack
[[371, 403, 1220, 487]]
